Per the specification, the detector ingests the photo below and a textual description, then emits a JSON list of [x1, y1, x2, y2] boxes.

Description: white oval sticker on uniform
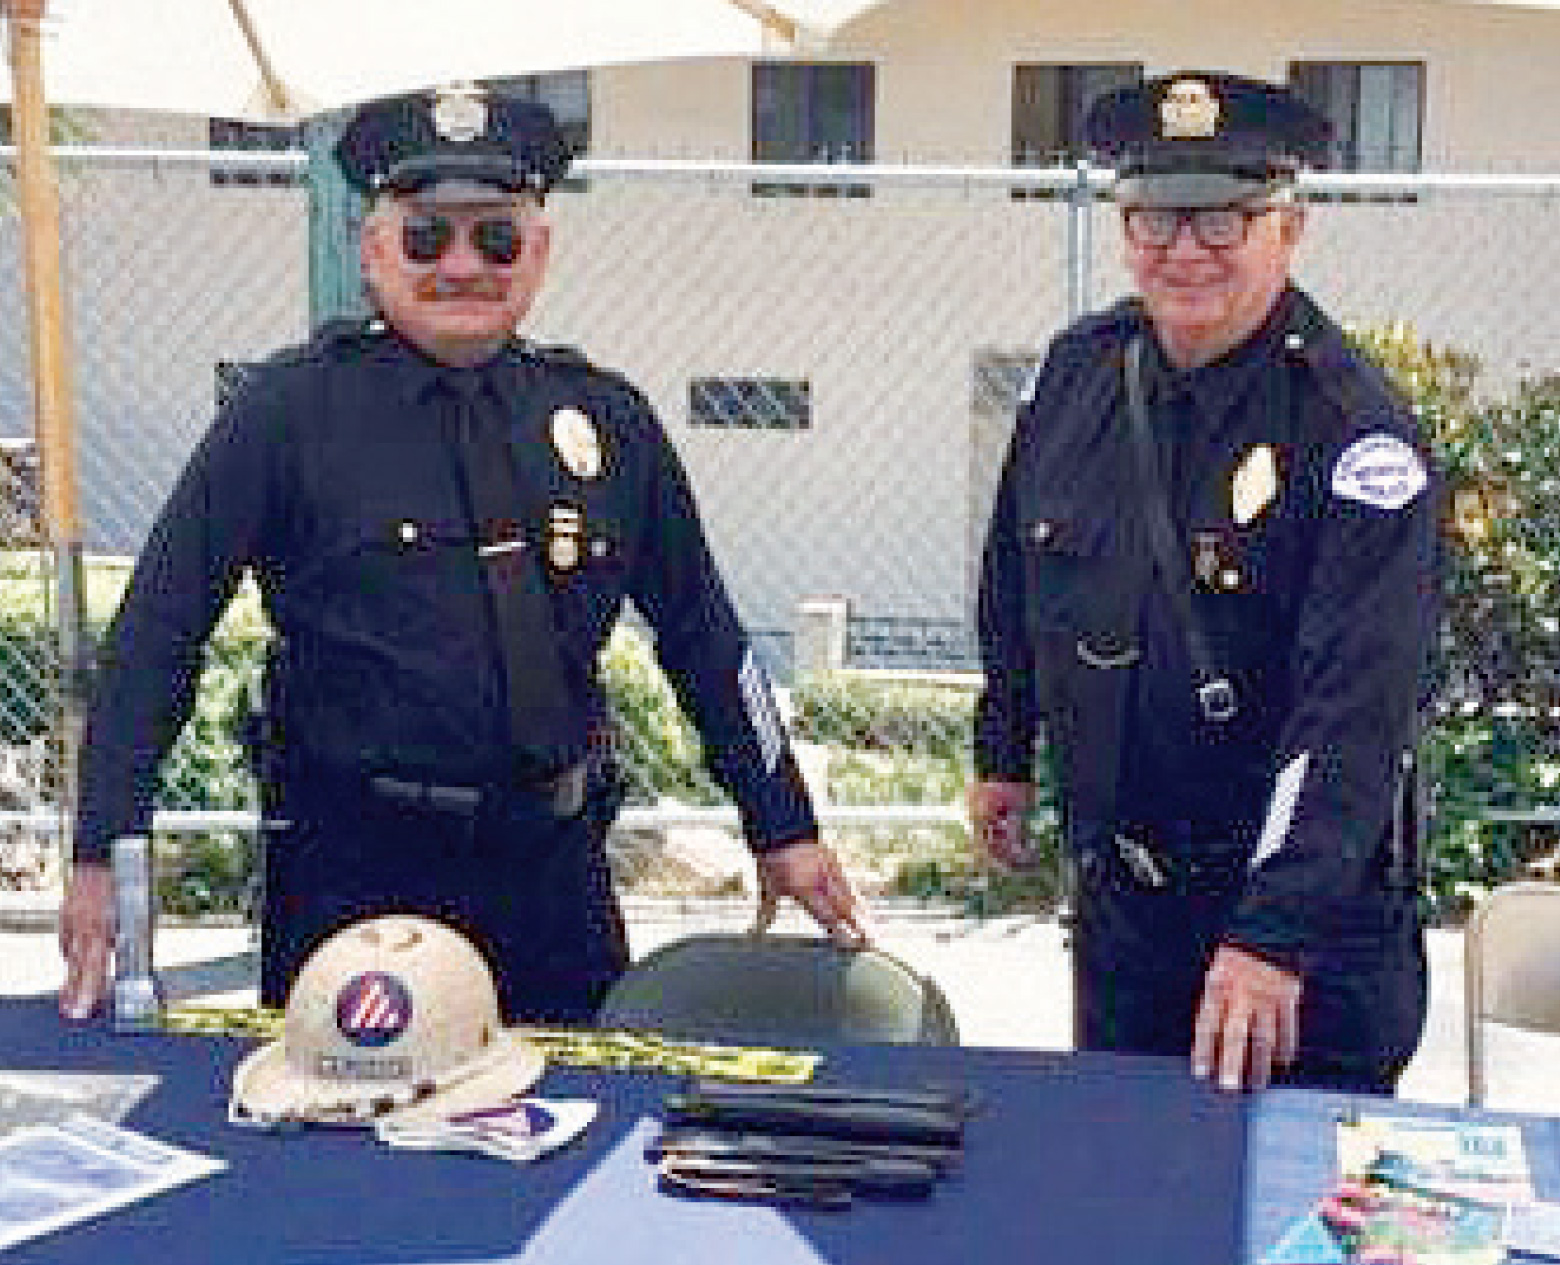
[[1330, 434, 1428, 512]]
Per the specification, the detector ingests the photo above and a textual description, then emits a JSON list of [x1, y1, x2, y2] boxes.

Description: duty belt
[[368, 760, 587, 820]]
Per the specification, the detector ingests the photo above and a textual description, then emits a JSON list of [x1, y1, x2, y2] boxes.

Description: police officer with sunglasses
[[970, 72, 1440, 1094], [59, 85, 867, 1025]]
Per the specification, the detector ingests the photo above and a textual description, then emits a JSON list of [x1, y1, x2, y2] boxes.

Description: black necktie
[[441, 370, 585, 773]]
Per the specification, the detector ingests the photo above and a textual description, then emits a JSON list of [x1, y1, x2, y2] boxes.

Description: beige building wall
[[590, 0, 1560, 170]]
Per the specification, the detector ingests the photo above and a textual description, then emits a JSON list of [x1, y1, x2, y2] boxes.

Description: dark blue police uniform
[[74, 91, 815, 1023], [975, 74, 1441, 1093]]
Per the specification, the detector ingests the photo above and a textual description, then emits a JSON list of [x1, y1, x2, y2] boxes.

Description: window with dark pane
[[1290, 61, 1423, 201], [209, 118, 307, 188], [1012, 63, 1141, 199], [752, 62, 874, 198], [689, 378, 812, 430]]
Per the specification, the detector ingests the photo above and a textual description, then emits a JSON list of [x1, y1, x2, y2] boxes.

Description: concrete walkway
[[0, 894, 1488, 1108]]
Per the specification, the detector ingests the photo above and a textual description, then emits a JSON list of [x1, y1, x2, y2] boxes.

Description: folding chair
[[1464, 880, 1560, 1107], [595, 932, 959, 1046]]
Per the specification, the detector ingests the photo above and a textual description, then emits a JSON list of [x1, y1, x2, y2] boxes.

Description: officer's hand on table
[[753, 838, 872, 947], [1191, 942, 1302, 1092], [58, 861, 115, 1021], [967, 781, 1038, 871]]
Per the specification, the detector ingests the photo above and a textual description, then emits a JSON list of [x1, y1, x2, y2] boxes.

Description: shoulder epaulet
[[313, 315, 388, 352], [1280, 295, 1406, 430], [525, 341, 593, 372], [523, 341, 639, 395], [259, 317, 382, 371], [1054, 298, 1143, 355]]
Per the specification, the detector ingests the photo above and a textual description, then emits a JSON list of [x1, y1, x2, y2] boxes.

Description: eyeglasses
[[1121, 205, 1278, 251], [400, 213, 523, 266]]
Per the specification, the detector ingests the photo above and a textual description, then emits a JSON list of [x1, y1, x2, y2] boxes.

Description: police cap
[[1086, 71, 1332, 207], [334, 83, 572, 202]]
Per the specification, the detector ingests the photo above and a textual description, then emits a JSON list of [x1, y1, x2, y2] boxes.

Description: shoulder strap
[[1122, 338, 1238, 724]]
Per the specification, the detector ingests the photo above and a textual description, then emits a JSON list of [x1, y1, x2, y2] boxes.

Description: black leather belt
[[368, 760, 586, 820]]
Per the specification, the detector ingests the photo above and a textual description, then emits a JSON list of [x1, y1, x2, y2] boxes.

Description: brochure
[[377, 1096, 597, 1164], [0, 1071, 160, 1134], [0, 1113, 225, 1252], [1260, 1115, 1536, 1264], [1337, 1115, 1534, 1206], [1504, 1199, 1560, 1262]]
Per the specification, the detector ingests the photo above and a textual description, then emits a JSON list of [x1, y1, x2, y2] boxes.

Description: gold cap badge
[[433, 82, 488, 143], [1232, 444, 1280, 526], [1159, 78, 1221, 140], [550, 407, 602, 480]]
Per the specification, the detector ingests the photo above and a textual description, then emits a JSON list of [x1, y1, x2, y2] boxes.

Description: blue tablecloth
[[2, 996, 1556, 1264]]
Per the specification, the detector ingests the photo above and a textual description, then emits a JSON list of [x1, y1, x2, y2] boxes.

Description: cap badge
[[1160, 78, 1221, 140], [433, 82, 488, 143], [550, 407, 602, 480], [1232, 444, 1280, 525]]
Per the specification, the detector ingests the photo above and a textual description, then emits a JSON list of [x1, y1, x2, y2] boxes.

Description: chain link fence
[[1, 148, 1559, 885]]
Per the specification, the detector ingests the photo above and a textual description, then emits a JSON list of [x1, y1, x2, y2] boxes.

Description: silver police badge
[[550, 407, 603, 480], [433, 82, 488, 143], [1160, 78, 1220, 140]]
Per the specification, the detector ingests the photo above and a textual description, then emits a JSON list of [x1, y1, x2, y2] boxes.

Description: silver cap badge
[[433, 82, 488, 143]]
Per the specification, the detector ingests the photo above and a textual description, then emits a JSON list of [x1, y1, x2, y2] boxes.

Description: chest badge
[[550, 407, 602, 480], [1231, 444, 1280, 526], [547, 505, 585, 574]]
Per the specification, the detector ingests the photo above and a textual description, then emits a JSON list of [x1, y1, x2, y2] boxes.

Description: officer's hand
[[1191, 943, 1302, 1092], [58, 861, 115, 1022], [753, 838, 872, 947], [967, 781, 1037, 871]]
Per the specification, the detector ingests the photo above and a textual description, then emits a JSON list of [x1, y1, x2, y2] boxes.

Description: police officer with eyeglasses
[[970, 72, 1440, 1093], [59, 85, 867, 1025]]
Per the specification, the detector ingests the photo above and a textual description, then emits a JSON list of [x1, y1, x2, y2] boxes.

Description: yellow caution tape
[[157, 1006, 818, 1084], [519, 1027, 819, 1084], [159, 1004, 285, 1041]]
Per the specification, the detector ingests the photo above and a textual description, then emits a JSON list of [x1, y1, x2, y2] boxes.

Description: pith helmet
[[230, 915, 544, 1128]]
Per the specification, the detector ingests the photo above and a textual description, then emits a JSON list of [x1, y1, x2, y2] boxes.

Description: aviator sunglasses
[[400, 212, 524, 266]]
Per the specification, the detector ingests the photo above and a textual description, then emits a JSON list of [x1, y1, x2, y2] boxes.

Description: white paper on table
[[0, 1071, 160, 1133], [0, 1112, 225, 1252]]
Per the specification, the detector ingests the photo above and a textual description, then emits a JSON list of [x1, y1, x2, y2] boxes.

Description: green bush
[[792, 671, 1067, 914], [1352, 324, 1560, 922], [599, 624, 724, 806], [792, 672, 973, 763]]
